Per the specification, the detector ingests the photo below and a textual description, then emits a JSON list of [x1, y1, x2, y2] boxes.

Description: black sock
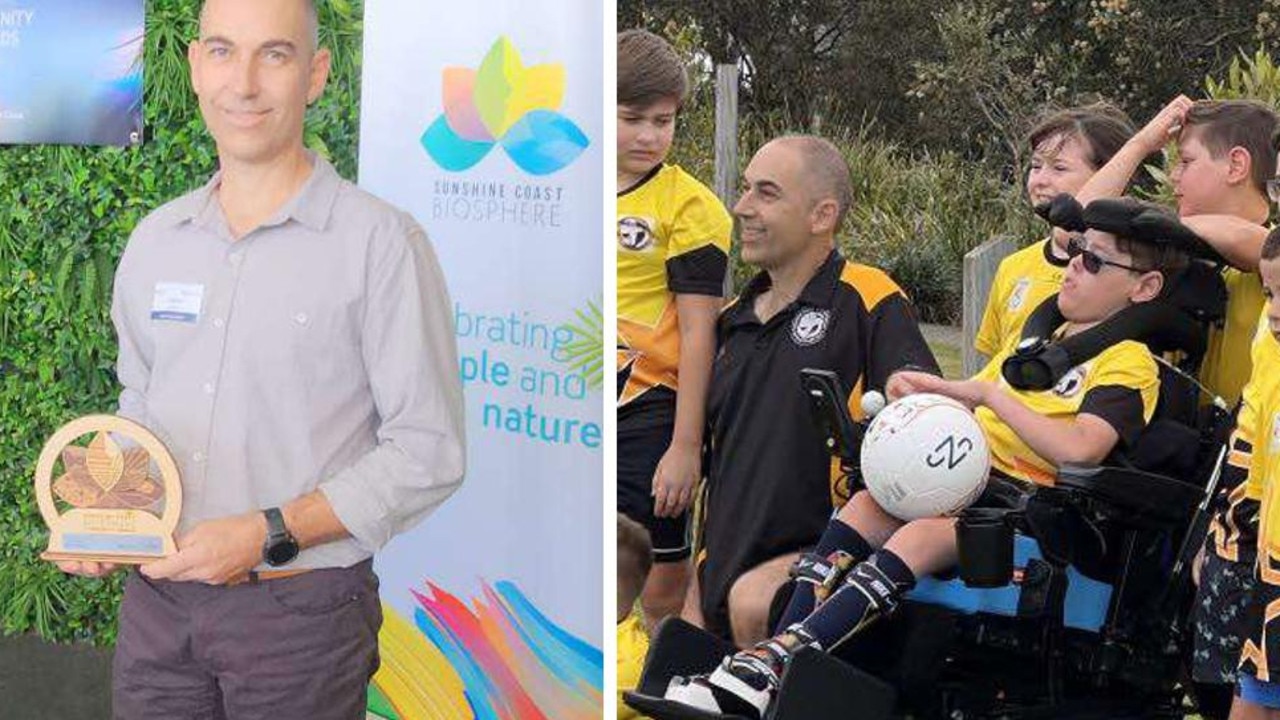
[[774, 520, 873, 631], [793, 548, 917, 650]]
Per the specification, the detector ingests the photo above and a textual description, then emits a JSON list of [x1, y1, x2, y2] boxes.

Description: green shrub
[[671, 44, 1280, 323], [0, 0, 364, 646], [671, 112, 1042, 323], [1139, 48, 1280, 210], [840, 130, 1041, 324]]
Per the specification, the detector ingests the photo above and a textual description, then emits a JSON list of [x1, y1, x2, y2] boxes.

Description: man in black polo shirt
[[692, 135, 939, 646]]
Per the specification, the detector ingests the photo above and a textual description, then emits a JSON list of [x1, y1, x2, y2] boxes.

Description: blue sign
[[0, 0, 144, 146]]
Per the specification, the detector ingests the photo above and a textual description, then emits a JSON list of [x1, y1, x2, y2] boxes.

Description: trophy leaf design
[[85, 432, 124, 491], [52, 433, 163, 511]]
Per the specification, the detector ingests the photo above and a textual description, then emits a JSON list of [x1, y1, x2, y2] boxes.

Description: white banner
[[357, 1, 603, 718]]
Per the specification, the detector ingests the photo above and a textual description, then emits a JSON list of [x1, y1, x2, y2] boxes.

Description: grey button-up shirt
[[111, 155, 465, 570]]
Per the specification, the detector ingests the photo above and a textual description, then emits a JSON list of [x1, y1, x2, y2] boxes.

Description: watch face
[[265, 539, 300, 567]]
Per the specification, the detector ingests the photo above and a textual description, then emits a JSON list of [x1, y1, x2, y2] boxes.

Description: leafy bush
[[670, 111, 1042, 323], [840, 130, 1042, 324], [625, 0, 1280, 168], [667, 28, 1280, 322], [1137, 48, 1280, 210], [0, 0, 364, 645]]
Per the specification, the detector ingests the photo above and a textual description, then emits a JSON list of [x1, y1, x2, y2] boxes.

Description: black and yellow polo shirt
[[617, 163, 731, 431], [696, 250, 938, 638], [975, 237, 1069, 358], [974, 330, 1158, 487]]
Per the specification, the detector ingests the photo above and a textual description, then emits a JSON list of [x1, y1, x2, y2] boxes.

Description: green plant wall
[[0, 0, 365, 645]]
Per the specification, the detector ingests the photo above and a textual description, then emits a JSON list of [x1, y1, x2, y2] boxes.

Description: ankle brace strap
[[790, 550, 857, 603]]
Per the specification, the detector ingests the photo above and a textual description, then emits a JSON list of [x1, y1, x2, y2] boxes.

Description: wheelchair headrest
[[1161, 259, 1228, 325], [1034, 194, 1223, 265]]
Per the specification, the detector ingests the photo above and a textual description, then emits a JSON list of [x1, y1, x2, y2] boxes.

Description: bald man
[[690, 135, 939, 646], [59, 1, 464, 717]]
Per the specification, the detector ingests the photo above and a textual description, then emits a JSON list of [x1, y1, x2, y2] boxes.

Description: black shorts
[[1194, 549, 1257, 684], [618, 420, 691, 563]]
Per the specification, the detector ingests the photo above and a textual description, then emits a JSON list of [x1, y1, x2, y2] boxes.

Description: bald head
[[200, 0, 319, 51], [767, 135, 853, 233]]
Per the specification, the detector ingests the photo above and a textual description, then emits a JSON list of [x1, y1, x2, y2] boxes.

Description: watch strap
[[263, 507, 289, 542]]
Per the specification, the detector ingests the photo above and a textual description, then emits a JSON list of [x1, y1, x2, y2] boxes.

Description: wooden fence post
[[962, 236, 1016, 376], [715, 62, 739, 296]]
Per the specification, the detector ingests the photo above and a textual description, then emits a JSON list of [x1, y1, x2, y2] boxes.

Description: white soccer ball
[[860, 393, 991, 521]]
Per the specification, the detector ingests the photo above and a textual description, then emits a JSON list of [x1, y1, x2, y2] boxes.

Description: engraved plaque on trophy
[[35, 415, 181, 564]]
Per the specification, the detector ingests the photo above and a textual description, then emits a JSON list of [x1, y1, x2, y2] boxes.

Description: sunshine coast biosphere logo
[[422, 37, 589, 176]]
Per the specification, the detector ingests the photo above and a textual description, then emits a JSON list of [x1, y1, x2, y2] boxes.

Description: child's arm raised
[[1181, 214, 1266, 271], [1074, 95, 1194, 206]]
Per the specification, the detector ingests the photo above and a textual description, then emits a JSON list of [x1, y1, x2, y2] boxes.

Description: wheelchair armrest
[[801, 368, 862, 462], [1055, 463, 1203, 526]]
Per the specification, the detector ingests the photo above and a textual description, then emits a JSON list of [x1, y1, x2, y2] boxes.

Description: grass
[[929, 338, 964, 380]]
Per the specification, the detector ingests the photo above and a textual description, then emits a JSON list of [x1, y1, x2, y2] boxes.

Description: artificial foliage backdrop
[[0, 0, 365, 645]]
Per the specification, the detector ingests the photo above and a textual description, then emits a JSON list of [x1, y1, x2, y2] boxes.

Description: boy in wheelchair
[[648, 197, 1218, 719]]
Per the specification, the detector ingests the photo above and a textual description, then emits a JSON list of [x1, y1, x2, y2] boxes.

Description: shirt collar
[[795, 249, 845, 309], [728, 249, 844, 326], [1042, 236, 1070, 268], [174, 151, 342, 234]]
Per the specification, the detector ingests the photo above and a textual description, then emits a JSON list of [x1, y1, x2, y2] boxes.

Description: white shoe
[[661, 652, 778, 719]]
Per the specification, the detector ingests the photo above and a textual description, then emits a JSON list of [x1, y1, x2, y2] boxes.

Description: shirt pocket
[[149, 315, 201, 365], [285, 297, 363, 387]]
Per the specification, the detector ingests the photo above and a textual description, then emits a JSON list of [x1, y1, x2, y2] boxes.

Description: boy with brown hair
[[1074, 97, 1276, 404], [617, 29, 732, 626]]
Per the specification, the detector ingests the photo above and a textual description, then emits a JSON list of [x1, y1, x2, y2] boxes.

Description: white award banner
[[357, 1, 603, 718]]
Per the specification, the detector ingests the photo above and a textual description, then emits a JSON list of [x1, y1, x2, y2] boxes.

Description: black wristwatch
[[262, 507, 300, 567]]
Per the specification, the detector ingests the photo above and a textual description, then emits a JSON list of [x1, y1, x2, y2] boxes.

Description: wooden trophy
[[35, 415, 182, 564]]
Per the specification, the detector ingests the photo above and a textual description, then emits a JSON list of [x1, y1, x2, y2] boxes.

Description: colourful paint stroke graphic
[[422, 37, 590, 176], [368, 580, 603, 719]]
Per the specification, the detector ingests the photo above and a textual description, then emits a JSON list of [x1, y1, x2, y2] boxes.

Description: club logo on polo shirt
[[791, 308, 830, 346], [1053, 365, 1086, 398], [1009, 278, 1031, 311], [618, 216, 655, 251]]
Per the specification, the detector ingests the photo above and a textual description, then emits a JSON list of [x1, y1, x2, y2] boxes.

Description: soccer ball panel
[[859, 393, 991, 521]]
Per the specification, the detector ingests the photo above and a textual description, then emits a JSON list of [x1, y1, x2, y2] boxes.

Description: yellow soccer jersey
[[616, 612, 650, 719], [1209, 311, 1271, 562], [974, 333, 1159, 487], [1234, 325, 1280, 681], [1199, 267, 1265, 407], [617, 164, 731, 414], [974, 238, 1069, 358]]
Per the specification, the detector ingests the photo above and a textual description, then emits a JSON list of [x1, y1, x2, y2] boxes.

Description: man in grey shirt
[[54, 0, 466, 717]]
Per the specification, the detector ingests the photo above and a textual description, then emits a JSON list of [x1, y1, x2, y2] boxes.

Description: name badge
[[150, 282, 204, 323]]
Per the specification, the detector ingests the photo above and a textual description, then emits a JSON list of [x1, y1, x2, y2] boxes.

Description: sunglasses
[[1066, 235, 1150, 275]]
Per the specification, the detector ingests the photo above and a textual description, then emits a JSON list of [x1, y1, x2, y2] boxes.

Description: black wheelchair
[[626, 255, 1238, 719]]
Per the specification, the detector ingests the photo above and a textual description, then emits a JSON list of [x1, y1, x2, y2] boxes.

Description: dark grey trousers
[[112, 561, 381, 720]]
